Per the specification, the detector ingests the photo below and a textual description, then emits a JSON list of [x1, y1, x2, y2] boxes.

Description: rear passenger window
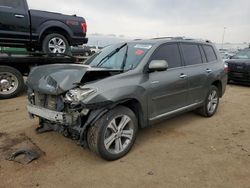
[[203, 45, 217, 62], [151, 43, 182, 69], [0, 0, 23, 9], [181, 44, 203, 66]]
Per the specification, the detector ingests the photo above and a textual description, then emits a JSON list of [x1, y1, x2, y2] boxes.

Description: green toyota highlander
[[26, 37, 228, 160]]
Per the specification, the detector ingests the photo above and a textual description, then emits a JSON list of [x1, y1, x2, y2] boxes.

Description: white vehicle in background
[[71, 45, 103, 57], [90, 46, 103, 54]]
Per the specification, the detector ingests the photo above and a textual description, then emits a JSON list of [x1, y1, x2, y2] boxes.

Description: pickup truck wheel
[[197, 85, 219, 117], [0, 66, 24, 99], [42, 33, 70, 54], [87, 106, 138, 161]]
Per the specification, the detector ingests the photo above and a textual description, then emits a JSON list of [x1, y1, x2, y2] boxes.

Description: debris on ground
[[210, 146, 217, 151], [0, 132, 44, 165], [35, 123, 54, 134], [147, 171, 154, 176], [5, 149, 40, 165]]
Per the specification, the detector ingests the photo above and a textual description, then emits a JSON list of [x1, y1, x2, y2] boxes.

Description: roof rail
[[182, 37, 212, 43], [151, 36, 212, 43], [151, 36, 184, 40]]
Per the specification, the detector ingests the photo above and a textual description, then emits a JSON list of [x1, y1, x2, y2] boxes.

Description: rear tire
[[197, 85, 219, 117], [87, 106, 138, 161], [42, 33, 70, 55], [0, 66, 24, 99]]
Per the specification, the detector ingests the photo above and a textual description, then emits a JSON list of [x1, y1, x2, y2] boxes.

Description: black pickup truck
[[226, 48, 250, 84], [0, 0, 88, 54]]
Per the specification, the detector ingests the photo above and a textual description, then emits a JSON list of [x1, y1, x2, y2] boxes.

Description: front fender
[[79, 97, 146, 147], [87, 85, 147, 105]]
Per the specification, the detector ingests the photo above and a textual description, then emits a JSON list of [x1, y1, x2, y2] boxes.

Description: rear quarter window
[[203, 45, 217, 62]]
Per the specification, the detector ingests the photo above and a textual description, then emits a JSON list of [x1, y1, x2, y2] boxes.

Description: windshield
[[85, 43, 152, 71], [233, 49, 250, 59]]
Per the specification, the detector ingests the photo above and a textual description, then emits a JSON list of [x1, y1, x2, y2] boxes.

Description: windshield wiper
[[121, 45, 128, 71], [96, 43, 127, 67]]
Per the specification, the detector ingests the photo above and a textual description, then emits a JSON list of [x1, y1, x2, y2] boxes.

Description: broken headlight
[[65, 88, 97, 103]]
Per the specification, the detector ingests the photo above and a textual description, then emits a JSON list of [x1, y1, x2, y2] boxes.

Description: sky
[[28, 0, 250, 43]]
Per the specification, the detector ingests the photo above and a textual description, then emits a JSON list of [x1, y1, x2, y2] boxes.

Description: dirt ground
[[0, 84, 250, 188]]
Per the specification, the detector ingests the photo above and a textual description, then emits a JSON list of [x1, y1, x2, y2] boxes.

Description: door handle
[[15, 14, 24, 18], [206, 69, 212, 74], [151, 81, 160, 84], [180, 74, 187, 79]]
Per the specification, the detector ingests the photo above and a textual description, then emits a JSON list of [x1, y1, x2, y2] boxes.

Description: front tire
[[87, 106, 138, 161], [42, 33, 70, 54], [0, 66, 24, 99], [197, 85, 220, 117]]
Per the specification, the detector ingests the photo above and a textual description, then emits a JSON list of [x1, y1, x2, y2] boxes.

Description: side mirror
[[148, 60, 168, 72]]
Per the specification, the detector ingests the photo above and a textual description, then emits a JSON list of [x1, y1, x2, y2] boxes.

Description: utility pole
[[221, 27, 226, 49]]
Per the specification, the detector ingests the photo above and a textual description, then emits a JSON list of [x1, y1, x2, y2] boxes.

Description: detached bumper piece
[[6, 149, 40, 165], [27, 104, 76, 125]]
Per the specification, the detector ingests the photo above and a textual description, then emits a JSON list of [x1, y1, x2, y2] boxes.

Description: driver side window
[[150, 43, 182, 69]]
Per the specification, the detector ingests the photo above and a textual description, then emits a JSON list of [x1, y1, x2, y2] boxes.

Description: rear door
[[148, 43, 189, 122], [180, 43, 207, 104], [0, 0, 30, 44], [202, 44, 222, 88]]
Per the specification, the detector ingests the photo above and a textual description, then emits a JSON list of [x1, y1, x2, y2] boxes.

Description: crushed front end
[[27, 90, 91, 144], [25, 64, 113, 147]]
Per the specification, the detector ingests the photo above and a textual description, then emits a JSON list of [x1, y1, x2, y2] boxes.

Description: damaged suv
[[26, 37, 227, 160]]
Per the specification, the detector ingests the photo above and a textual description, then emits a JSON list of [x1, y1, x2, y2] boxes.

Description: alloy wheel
[[207, 90, 218, 114], [48, 37, 66, 53], [104, 115, 134, 154]]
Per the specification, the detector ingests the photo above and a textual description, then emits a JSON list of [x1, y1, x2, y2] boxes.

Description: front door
[[147, 43, 188, 122]]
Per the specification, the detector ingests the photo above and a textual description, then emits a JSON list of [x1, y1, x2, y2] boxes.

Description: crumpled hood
[[27, 64, 90, 95]]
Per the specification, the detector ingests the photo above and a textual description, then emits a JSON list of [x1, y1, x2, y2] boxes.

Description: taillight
[[81, 22, 87, 33], [224, 63, 229, 73]]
